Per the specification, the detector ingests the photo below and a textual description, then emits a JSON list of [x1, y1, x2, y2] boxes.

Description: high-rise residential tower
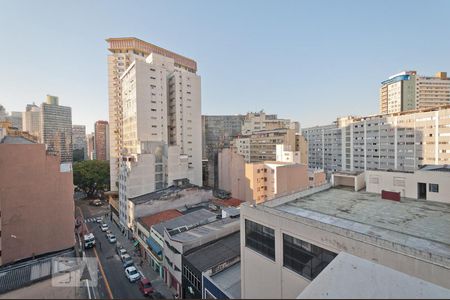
[[40, 95, 73, 163], [72, 125, 87, 160], [22, 103, 41, 138], [106, 37, 198, 191], [380, 71, 450, 114], [94, 120, 109, 161]]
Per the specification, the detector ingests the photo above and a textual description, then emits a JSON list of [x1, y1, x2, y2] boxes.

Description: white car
[[107, 234, 117, 243], [100, 223, 108, 232], [125, 266, 141, 283], [96, 217, 103, 223], [117, 248, 128, 260]]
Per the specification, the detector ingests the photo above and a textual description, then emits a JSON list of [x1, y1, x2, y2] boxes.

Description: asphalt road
[[76, 199, 147, 299]]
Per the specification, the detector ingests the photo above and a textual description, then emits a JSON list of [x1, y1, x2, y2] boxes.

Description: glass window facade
[[283, 234, 336, 280], [245, 219, 275, 260]]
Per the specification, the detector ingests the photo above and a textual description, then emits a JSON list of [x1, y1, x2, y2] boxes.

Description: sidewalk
[[106, 218, 175, 299]]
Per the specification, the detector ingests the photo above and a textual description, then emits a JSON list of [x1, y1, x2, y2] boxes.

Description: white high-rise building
[[380, 71, 450, 114], [303, 105, 450, 173], [22, 103, 41, 138], [106, 37, 198, 192], [113, 43, 202, 231]]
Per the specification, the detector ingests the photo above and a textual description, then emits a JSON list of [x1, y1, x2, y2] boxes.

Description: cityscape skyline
[[1, 0, 450, 133]]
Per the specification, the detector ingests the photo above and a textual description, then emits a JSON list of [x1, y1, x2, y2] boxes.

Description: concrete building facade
[[40, 95, 72, 163], [202, 115, 244, 188], [380, 71, 450, 114], [0, 137, 74, 266], [303, 105, 450, 174], [72, 125, 87, 160], [94, 120, 109, 161], [107, 37, 198, 191], [240, 185, 450, 298], [86, 133, 95, 160], [218, 148, 323, 204], [22, 103, 41, 139], [365, 165, 450, 203]]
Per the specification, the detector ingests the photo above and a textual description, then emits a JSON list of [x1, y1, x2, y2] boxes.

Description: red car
[[138, 278, 154, 296]]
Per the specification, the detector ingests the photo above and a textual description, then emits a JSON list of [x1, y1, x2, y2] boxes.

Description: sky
[[1, 0, 450, 133]]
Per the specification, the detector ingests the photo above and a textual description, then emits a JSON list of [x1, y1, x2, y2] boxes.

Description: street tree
[[73, 160, 110, 198]]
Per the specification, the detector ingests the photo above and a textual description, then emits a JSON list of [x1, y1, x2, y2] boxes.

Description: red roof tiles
[[139, 210, 183, 229]]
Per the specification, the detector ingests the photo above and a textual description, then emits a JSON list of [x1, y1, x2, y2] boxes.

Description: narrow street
[[75, 198, 172, 299]]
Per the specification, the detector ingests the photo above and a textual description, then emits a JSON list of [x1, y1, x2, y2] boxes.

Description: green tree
[[73, 160, 110, 198], [73, 149, 85, 162]]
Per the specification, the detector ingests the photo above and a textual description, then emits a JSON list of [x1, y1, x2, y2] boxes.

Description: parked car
[[107, 234, 117, 243], [117, 248, 128, 261], [90, 199, 102, 206], [100, 223, 109, 232], [124, 266, 141, 283], [122, 254, 134, 268], [138, 278, 154, 296]]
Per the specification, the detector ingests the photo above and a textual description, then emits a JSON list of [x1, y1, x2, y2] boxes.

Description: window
[[429, 183, 439, 193], [245, 219, 275, 260], [283, 234, 336, 280]]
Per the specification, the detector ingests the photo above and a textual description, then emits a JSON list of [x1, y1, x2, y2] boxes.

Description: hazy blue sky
[[1, 0, 449, 133]]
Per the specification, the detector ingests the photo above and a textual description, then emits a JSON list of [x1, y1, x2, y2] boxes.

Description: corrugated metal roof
[[184, 232, 240, 272]]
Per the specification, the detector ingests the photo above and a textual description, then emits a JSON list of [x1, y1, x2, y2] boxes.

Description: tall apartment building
[[302, 105, 450, 173], [241, 111, 299, 135], [234, 128, 307, 164], [380, 71, 450, 114], [94, 120, 109, 161], [0, 135, 74, 266], [72, 125, 87, 160], [202, 115, 244, 188], [107, 37, 198, 191], [119, 51, 201, 182], [40, 95, 73, 163], [22, 103, 41, 138], [86, 133, 95, 160]]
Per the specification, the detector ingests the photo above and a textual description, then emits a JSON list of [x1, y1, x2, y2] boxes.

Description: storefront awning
[[146, 237, 162, 255]]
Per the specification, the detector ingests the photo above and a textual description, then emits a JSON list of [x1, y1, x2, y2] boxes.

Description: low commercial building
[[0, 136, 74, 266], [163, 214, 240, 296], [125, 180, 213, 234], [203, 262, 241, 299], [152, 209, 217, 284], [366, 165, 450, 203], [135, 210, 183, 278], [182, 232, 240, 298], [240, 185, 450, 298]]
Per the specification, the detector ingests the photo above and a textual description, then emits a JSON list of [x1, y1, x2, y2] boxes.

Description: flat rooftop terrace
[[273, 187, 450, 261]]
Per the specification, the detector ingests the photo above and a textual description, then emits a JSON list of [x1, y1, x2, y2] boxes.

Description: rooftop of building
[[266, 187, 450, 263], [184, 232, 240, 272], [419, 164, 450, 173], [128, 181, 210, 205], [0, 135, 36, 144], [106, 37, 197, 71], [153, 209, 217, 236], [138, 209, 183, 231], [209, 262, 241, 299], [211, 198, 244, 208], [167, 216, 239, 243], [297, 252, 450, 299]]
